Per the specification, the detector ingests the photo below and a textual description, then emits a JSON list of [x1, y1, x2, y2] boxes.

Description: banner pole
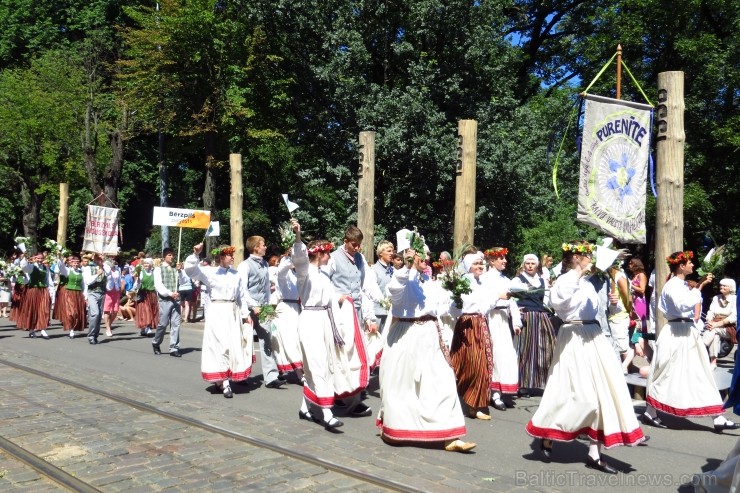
[[177, 228, 183, 263], [616, 44, 622, 100]]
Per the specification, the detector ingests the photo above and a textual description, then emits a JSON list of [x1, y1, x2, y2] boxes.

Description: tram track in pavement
[[0, 357, 422, 493]]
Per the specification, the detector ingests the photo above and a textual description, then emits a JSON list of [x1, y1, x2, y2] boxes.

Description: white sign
[[152, 207, 211, 229], [82, 205, 119, 254]]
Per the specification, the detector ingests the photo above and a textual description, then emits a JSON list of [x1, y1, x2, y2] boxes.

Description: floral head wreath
[[307, 242, 334, 255], [211, 246, 236, 257], [666, 251, 693, 266], [484, 247, 508, 258], [561, 242, 594, 254]]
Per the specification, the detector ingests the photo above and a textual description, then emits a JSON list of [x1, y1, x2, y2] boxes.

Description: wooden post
[[654, 72, 685, 335], [230, 154, 244, 265], [57, 183, 69, 247], [453, 120, 477, 253], [357, 131, 376, 263]]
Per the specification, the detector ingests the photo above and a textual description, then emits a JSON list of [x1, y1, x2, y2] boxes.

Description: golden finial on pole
[[616, 44, 623, 100]]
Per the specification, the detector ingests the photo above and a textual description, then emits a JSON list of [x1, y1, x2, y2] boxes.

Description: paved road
[[0, 317, 737, 492]]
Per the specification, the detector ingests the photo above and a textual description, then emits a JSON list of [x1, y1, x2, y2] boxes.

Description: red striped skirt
[[9, 284, 25, 322], [16, 286, 51, 331], [450, 313, 494, 409], [60, 289, 87, 331], [52, 285, 66, 320], [135, 290, 159, 329]]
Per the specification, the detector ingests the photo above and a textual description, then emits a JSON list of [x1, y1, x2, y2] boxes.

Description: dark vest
[[516, 274, 547, 312]]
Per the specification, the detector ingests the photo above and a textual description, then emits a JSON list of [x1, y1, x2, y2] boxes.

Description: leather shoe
[[350, 403, 372, 417], [265, 379, 285, 389], [444, 439, 477, 452], [586, 456, 618, 474], [640, 413, 667, 429], [298, 410, 313, 421], [491, 399, 507, 411], [152, 344, 161, 355], [714, 421, 740, 433], [169, 350, 182, 358], [638, 435, 651, 446], [539, 439, 553, 462], [324, 417, 344, 430], [29, 331, 36, 338], [223, 386, 233, 398], [88, 337, 98, 345]]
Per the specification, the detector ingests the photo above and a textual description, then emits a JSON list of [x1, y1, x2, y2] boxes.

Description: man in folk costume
[[370, 240, 395, 332], [19, 252, 53, 339], [481, 247, 522, 410], [152, 247, 182, 357], [185, 244, 254, 398], [134, 258, 158, 337], [83, 253, 111, 345], [377, 228, 475, 452], [237, 235, 284, 389], [54, 255, 87, 338], [325, 225, 374, 417]]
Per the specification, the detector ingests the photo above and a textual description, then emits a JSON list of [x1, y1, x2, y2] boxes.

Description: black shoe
[[640, 413, 667, 429], [152, 344, 161, 355], [638, 435, 651, 446], [324, 417, 344, 430], [265, 379, 285, 389], [223, 386, 233, 398], [714, 421, 740, 433], [169, 350, 182, 358], [298, 410, 313, 421], [491, 399, 507, 411], [350, 403, 372, 417], [503, 396, 516, 408], [88, 337, 97, 345], [586, 456, 618, 474], [539, 439, 552, 462], [29, 331, 36, 338], [518, 389, 530, 398], [140, 329, 147, 336]]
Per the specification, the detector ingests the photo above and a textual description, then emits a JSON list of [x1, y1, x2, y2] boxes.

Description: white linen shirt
[[549, 269, 599, 321], [659, 276, 704, 320]]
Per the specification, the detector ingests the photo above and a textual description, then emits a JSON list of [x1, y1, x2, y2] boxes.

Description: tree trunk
[[202, 132, 218, 254], [20, 178, 41, 254], [103, 128, 124, 207], [83, 102, 103, 198]]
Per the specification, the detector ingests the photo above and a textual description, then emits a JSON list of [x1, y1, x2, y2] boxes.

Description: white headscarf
[[523, 253, 539, 265], [462, 252, 484, 273]]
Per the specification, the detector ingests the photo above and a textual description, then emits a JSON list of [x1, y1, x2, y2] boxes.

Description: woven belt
[[281, 299, 300, 304], [669, 318, 693, 323], [211, 299, 235, 303], [564, 319, 599, 325], [397, 315, 437, 323]]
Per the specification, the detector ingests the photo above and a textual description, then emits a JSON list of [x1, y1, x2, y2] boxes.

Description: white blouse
[[549, 269, 599, 321], [706, 294, 737, 325], [292, 242, 334, 308], [183, 254, 249, 308], [387, 267, 452, 319], [659, 276, 703, 320], [276, 256, 299, 301], [481, 270, 523, 328]]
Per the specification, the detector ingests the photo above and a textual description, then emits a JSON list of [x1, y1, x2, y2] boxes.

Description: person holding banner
[[153, 248, 182, 357], [184, 243, 253, 399], [18, 252, 53, 339], [134, 258, 157, 337], [83, 253, 110, 345], [54, 255, 87, 338]]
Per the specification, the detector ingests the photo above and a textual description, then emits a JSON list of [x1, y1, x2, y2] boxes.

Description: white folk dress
[[271, 256, 303, 373], [376, 267, 467, 442], [526, 269, 646, 448], [184, 255, 254, 383], [646, 276, 724, 417], [292, 242, 365, 409], [481, 269, 522, 395]]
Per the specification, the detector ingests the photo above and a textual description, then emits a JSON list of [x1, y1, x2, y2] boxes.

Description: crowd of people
[[2, 229, 739, 481]]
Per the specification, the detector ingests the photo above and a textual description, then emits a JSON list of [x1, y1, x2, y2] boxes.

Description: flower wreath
[[211, 246, 236, 257], [484, 247, 508, 258], [666, 251, 693, 265], [561, 242, 594, 254], [307, 242, 334, 255]]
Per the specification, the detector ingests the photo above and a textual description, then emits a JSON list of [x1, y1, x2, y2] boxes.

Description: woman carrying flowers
[[641, 251, 740, 433], [526, 241, 646, 474], [134, 258, 158, 337], [18, 251, 53, 339], [54, 255, 87, 338]]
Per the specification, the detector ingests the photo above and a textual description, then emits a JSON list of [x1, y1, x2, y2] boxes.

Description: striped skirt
[[450, 313, 493, 409], [518, 311, 556, 388], [135, 290, 159, 329], [16, 286, 51, 331], [57, 288, 87, 331], [9, 284, 25, 322]]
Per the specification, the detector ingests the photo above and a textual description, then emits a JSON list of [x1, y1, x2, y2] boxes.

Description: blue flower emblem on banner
[[606, 152, 636, 200]]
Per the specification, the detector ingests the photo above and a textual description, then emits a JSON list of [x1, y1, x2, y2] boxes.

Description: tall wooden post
[[358, 131, 376, 263], [230, 154, 244, 265], [654, 72, 685, 335], [453, 120, 477, 253], [57, 183, 69, 247]]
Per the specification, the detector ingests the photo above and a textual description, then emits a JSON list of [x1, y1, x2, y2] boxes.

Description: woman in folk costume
[[641, 251, 740, 433], [449, 251, 499, 420], [526, 241, 646, 475], [290, 219, 352, 430], [377, 229, 474, 452], [184, 243, 254, 399], [481, 247, 522, 411], [134, 258, 158, 337], [9, 254, 26, 323], [18, 252, 53, 339], [271, 253, 304, 379], [54, 255, 87, 338], [511, 253, 557, 394]]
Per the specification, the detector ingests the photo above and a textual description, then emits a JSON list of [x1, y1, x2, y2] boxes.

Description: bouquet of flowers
[[14, 236, 30, 253], [278, 222, 296, 251], [437, 258, 471, 309], [43, 238, 71, 263], [379, 297, 392, 311], [697, 245, 727, 278], [258, 304, 277, 325]]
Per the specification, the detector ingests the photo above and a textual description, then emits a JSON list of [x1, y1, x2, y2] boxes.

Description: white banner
[[82, 205, 119, 254], [577, 94, 652, 244], [152, 207, 211, 229]]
